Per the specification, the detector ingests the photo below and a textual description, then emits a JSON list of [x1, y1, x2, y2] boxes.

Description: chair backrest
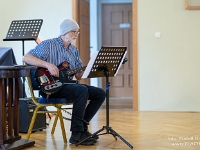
[[26, 74, 41, 105]]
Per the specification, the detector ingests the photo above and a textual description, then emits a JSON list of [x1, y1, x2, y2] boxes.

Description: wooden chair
[[26, 74, 73, 143]]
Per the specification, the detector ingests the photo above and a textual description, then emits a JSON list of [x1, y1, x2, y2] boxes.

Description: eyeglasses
[[70, 30, 80, 35]]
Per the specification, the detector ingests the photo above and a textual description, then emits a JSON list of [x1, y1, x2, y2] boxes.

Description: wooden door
[[102, 3, 132, 97], [73, 0, 90, 85]]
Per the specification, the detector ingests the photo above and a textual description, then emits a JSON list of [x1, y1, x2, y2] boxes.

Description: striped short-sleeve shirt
[[28, 36, 83, 70]]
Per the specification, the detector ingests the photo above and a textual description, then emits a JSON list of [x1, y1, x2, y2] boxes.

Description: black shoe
[[83, 130, 99, 140], [69, 132, 96, 145]]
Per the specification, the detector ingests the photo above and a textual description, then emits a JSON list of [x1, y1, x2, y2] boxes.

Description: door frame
[[132, 0, 138, 111]]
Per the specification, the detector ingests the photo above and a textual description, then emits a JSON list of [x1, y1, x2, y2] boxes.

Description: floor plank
[[20, 109, 200, 150]]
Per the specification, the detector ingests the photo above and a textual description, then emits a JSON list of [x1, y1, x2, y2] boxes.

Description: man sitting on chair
[[22, 18, 106, 145]]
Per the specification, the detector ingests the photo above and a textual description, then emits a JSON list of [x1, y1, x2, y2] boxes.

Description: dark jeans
[[41, 84, 106, 132]]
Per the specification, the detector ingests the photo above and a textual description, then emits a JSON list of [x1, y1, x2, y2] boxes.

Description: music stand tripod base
[[77, 46, 133, 149], [76, 125, 133, 149]]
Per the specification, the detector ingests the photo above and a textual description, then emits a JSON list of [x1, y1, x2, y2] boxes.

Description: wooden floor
[[20, 109, 200, 150]]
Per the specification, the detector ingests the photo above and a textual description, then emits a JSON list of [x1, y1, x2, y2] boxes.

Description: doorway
[[73, 0, 138, 110], [102, 3, 132, 98]]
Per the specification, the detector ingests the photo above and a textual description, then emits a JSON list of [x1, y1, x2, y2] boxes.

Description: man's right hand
[[46, 64, 59, 77]]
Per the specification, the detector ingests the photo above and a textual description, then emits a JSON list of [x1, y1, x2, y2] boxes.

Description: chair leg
[[51, 112, 59, 135], [58, 108, 67, 143], [26, 106, 40, 140]]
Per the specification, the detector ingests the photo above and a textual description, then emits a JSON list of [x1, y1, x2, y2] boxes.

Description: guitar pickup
[[38, 75, 49, 84]]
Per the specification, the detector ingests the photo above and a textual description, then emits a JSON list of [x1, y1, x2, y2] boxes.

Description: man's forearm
[[22, 53, 49, 68]]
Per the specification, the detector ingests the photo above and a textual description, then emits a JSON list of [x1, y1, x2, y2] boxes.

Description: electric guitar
[[31, 62, 86, 95]]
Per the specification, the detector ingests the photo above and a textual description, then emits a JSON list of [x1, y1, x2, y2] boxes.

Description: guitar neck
[[66, 66, 86, 75]]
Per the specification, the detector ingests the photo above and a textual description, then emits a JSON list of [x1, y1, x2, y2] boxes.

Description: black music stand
[[78, 46, 133, 149], [3, 19, 43, 55], [3, 19, 43, 98]]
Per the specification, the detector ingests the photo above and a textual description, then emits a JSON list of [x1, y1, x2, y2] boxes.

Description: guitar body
[[34, 62, 84, 95]]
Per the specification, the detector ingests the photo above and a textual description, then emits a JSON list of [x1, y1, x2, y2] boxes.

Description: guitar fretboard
[[66, 66, 86, 75]]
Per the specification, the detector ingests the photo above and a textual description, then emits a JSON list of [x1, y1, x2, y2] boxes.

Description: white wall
[[138, 0, 200, 111], [0, 0, 72, 97], [0, 0, 72, 64]]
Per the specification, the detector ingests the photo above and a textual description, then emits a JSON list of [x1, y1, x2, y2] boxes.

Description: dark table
[[0, 66, 35, 150], [0, 47, 26, 98]]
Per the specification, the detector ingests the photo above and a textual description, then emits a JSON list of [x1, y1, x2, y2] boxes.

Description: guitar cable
[[59, 107, 89, 125]]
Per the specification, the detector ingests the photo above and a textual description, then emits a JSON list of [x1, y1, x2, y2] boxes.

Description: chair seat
[[38, 97, 72, 104]]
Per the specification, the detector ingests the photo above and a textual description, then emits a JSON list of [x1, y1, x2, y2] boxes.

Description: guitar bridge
[[44, 82, 62, 90]]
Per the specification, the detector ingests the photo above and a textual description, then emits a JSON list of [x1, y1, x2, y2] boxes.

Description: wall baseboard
[[101, 97, 133, 109]]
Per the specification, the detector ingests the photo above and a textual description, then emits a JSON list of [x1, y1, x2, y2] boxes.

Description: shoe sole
[[70, 141, 95, 145]]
